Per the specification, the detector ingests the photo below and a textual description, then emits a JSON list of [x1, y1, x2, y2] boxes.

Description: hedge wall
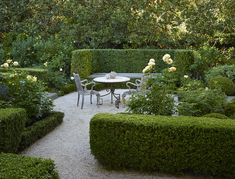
[[19, 112, 64, 151], [90, 113, 235, 177], [0, 153, 59, 179], [0, 108, 26, 153], [71, 49, 195, 78]]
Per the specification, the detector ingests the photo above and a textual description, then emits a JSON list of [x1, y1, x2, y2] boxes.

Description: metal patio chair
[[73, 73, 102, 109]]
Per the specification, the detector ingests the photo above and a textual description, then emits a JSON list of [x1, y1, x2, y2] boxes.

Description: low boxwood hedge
[[19, 112, 64, 151], [0, 108, 26, 153], [90, 113, 235, 177], [71, 49, 195, 78], [0, 153, 59, 179]]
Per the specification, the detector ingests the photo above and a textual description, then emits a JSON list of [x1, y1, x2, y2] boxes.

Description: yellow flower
[[148, 61, 155, 66], [32, 76, 37, 82], [162, 54, 171, 62], [27, 75, 33, 81], [6, 59, 12, 64], [13, 61, 19, 66], [165, 58, 173, 64], [149, 58, 155, 63], [168, 66, 176, 72], [2, 63, 9, 68], [44, 62, 48, 67]]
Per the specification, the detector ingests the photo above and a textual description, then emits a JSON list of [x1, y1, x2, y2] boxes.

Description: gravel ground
[[22, 90, 203, 179]]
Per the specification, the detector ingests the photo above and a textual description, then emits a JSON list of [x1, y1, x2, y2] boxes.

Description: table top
[[93, 76, 130, 84]]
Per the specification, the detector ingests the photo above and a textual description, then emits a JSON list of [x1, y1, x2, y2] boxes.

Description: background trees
[[0, 0, 234, 69]]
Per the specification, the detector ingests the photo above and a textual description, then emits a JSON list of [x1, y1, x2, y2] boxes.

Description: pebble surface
[[22, 90, 203, 179]]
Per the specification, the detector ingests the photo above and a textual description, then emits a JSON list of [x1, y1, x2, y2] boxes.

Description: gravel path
[[22, 90, 201, 179]]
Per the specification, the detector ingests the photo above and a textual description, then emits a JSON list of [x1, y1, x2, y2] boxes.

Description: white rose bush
[[0, 60, 53, 119]]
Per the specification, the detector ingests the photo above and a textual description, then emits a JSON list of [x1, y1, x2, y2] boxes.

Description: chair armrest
[[83, 81, 96, 90], [81, 79, 88, 85], [126, 82, 138, 89]]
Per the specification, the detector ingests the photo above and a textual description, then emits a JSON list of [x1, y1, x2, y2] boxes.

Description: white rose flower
[[165, 58, 173, 64], [168, 66, 176, 72], [27, 75, 33, 81], [70, 76, 74, 80], [2, 63, 9, 68], [162, 54, 171, 62], [13, 61, 19, 66], [32, 76, 37, 82], [44, 62, 48, 67], [148, 61, 155, 66], [6, 59, 12, 64], [184, 75, 189, 78], [60, 68, 63, 72], [149, 58, 155, 63], [142, 66, 151, 73]]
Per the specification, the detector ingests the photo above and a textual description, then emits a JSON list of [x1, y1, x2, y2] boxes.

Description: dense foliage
[[1, 70, 53, 118], [0, 108, 26, 153], [0, 153, 59, 179], [90, 113, 235, 177], [0, 0, 234, 75]]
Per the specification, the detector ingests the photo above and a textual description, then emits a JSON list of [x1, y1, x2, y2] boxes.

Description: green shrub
[[11, 37, 38, 67], [0, 153, 59, 179], [71, 49, 195, 78], [18, 112, 64, 151], [190, 45, 231, 80], [205, 64, 235, 82], [178, 89, 226, 116], [0, 47, 4, 64], [224, 98, 235, 117], [0, 108, 26, 153], [2, 70, 53, 118], [208, 76, 235, 96], [90, 113, 235, 177], [203, 113, 229, 119], [127, 84, 174, 115]]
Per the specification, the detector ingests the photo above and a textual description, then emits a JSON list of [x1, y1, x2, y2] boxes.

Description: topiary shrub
[[0, 153, 59, 179], [224, 98, 235, 117], [205, 64, 235, 82], [203, 113, 229, 119], [90, 113, 235, 177], [18, 112, 64, 151], [207, 76, 235, 96], [178, 89, 226, 116], [0, 108, 26, 153]]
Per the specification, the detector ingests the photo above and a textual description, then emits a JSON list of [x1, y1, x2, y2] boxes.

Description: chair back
[[73, 73, 84, 92]]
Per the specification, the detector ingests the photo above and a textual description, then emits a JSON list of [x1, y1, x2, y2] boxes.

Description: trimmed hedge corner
[[71, 49, 195, 78], [0, 153, 59, 179], [90, 113, 235, 177], [19, 112, 64, 151], [0, 108, 26, 153]]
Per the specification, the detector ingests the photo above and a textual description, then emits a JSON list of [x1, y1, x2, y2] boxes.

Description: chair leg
[[77, 93, 80, 107], [81, 94, 85, 109], [90, 94, 92, 104]]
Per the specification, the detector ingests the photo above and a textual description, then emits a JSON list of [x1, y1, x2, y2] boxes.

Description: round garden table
[[93, 76, 130, 106]]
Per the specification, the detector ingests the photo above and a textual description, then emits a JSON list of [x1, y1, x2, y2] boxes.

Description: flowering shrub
[[127, 84, 174, 115], [1, 71, 53, 119], [0, 59, 19, 68]]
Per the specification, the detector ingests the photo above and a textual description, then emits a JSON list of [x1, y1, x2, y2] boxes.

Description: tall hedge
[[90, 113, 235, 177], [0, 108, 26, 153], [0, 153, 59, 179], [71, 49, 195, 78]]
